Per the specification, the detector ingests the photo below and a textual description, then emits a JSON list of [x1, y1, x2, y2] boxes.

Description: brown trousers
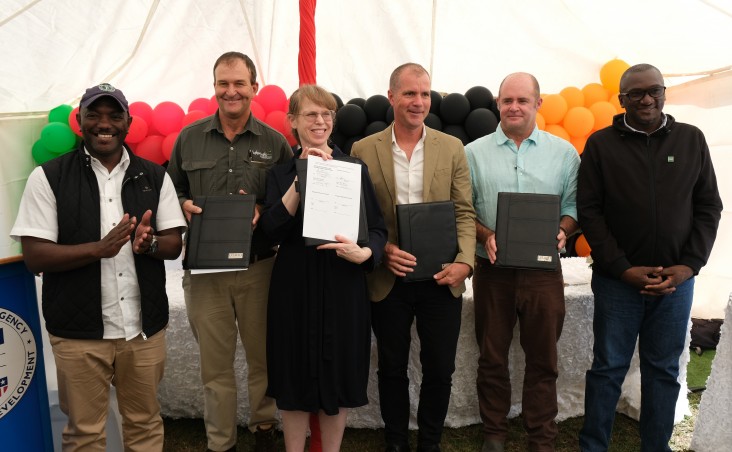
[[472, 256, 565, 452]]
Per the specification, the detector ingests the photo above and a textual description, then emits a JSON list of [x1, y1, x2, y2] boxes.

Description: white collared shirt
[[391, 126, 427, 205], [11, 148, 186, 340]]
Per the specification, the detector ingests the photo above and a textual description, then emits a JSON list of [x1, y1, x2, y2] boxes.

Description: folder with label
[[396, 201, 458, 282], [185, 194, 256, 269], [495, 192, 560, 270]]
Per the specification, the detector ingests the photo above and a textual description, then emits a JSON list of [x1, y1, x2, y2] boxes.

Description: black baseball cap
[[80, 83, 129, 112]]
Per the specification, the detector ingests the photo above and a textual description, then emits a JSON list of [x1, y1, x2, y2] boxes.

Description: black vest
[[41, 144, 169, 339]]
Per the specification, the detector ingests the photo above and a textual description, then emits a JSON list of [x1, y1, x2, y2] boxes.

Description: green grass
[[687, 349, 715, 390], [163, 352, 714, 451]]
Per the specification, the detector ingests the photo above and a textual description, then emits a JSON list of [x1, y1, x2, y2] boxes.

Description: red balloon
[[256, 85, 288, 114], [250, 100, 265, 119], [68, 107, 81, 136], [129, 102, 154, 126], [182, 110, 209, 127], [126, 116, 149, 144], [209, 95, 219, 113], [264, 110, 289, 137], [134, 135, 165, 165], [188, 97, 213, 114], [162, 132, 179, 161], [152, 102, 185, 136]]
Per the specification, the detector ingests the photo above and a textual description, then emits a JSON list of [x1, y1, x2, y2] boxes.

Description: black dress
[[259, 147, 387, 415]]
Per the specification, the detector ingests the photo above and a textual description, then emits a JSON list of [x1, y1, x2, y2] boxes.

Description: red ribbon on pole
[[298, 0, 317, 86]]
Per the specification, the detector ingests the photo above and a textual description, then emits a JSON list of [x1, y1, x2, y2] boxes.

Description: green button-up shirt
[[167, 112, 292, 205]]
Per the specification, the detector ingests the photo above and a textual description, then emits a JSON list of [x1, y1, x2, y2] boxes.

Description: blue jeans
[[579, 273, 693, 452]]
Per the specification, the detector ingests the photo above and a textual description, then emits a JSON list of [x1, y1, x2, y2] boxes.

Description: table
[[158, 257, 690, 427]]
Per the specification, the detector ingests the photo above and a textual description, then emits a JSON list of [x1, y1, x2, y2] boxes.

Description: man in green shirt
[[167, 51, 292, 452]]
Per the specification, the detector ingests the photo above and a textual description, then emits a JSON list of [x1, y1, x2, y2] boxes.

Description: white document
[[302, 157, 362, 243]]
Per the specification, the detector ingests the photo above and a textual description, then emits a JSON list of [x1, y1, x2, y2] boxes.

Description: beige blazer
[[351, 125, 476, 302]]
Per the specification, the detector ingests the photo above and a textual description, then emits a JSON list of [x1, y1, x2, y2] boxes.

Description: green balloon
[[41, 122, 76, 153], [32, 139, 58, 165], [48, 104, 73, 125]]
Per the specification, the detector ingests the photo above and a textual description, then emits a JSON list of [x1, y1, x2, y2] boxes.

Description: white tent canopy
[[1, 0, 731, 316]]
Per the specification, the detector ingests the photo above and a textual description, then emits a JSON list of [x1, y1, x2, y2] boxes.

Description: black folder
[[494, 192, 560, 270], [295, 158, 368, 246], [396, 201, 458, 282], [185, 194, 256, 269]]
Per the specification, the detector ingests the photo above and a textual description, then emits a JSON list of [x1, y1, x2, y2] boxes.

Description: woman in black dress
[[259, 84, 387, 451]]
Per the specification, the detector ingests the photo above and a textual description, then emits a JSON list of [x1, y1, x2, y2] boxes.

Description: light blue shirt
[[465, 124, 580, 258]]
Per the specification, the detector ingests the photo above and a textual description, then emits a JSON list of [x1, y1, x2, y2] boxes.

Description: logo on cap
[[98, 83, 116, 93]]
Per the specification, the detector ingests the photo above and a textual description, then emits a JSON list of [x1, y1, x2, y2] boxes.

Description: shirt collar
[[83, 146, 130, 171], [623, 113, 667, 135], [495, 123, 540, 146], [391, 124, 427, 147]]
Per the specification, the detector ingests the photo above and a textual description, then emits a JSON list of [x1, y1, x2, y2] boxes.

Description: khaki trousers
[[50, 330, 166, 452], [183, 256, 277, 451]]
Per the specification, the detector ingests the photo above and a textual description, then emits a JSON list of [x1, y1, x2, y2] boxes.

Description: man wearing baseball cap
[[10, 83, 187, 451]]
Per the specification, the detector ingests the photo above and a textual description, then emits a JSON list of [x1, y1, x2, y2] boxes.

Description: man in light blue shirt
[[465, 72, 580, 452]]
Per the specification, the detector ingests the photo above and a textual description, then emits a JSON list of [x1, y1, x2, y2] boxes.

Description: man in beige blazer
[[351, 63, 475, 452]]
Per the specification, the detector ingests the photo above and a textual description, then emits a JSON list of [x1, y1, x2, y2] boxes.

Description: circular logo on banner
[[0, 308, 37, 419]]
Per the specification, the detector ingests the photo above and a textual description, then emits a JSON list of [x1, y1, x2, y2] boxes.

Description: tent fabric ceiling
[[1, 0, 731, 113]]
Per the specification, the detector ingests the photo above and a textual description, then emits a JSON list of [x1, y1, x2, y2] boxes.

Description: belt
[[250, 248, 276, 263]]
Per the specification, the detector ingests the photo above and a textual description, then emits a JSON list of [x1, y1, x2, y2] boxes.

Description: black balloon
[[363, 95, 390, 123], [464, 108, 498, 141], [430, 90, 442, 115], [329, 130, 346, 150], [331, 92, 344, 110], [343, 135, 364, 155], [443, 124, 470, 145], [439, 93, 471, 125], [347, 97, 366, 108], [335, 104, 367, 137], [364, 120, 389, 137], [424, 112, 442, 131], [464, 86, 494, 111], [386, 106, 394, 124]]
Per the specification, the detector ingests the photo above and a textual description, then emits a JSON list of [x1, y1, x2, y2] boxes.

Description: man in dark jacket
[[10, 84, 186, 451], [577, 64, 723, 452]]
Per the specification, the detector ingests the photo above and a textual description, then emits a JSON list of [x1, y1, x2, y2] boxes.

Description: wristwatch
[[145, 235, 159, 255]]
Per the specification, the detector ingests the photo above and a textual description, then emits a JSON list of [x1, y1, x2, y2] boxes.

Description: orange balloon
[[538, 94, 568, 125], [536, 112, 546, 130], [563, 107, 594, 138], [545, 124, 570, 142], [560, 86, 584, 109], [589, 101, 617, 131], [570, 135, 588, 155], [600, 58, 630, 93], [575, 234, 591, 257], [582, 83, 609, 108], [609, 94, 625, 113]]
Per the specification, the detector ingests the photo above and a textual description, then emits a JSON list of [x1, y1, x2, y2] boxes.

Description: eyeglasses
[[619, 86, 666, 102], [297, 110, 335, 122]]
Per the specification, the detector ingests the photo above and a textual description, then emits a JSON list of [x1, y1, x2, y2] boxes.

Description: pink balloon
[[68, 107, 81, 136], [162, 132, 179, 161], [250, 100, 265, 119], [134, 135, 165, 165], [256, 85, 288, 114], [264, 110, 289, 137], [152, 102, 185, 136], [182, 110, 209, 127], [126, 116, 149, 144], [188, 97, 214, 114]]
